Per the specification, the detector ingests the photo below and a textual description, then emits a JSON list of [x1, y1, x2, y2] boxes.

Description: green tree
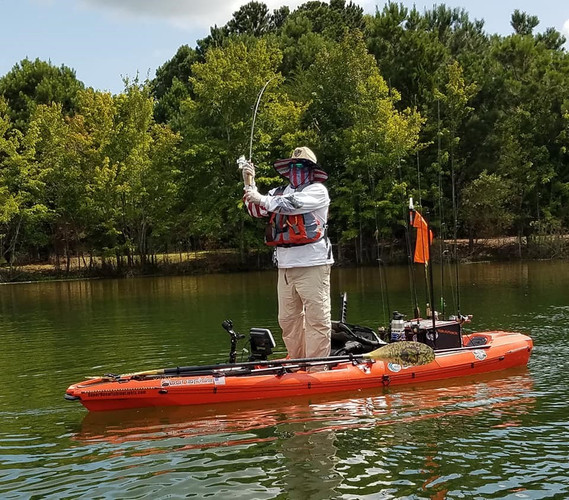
[[278, 13, 332, 75], [554, 101, 569, 225], [63, 84, 181, 268], [461, 171, 513, 245], [300, 32, 423, 262], [510, 10, 539, 36], [196, 2, 286, 56], [365, 5, 489, 228], [226, 1, 272, 36], [178, 38, 310, 256], [0, 58, 84, 130], [432, 61, 477, 237], [366, 4, 486, 110], [95, 80, 178, 266], [30, 103, 84, 269], [294, 0, 364, 37], [468, 30, 569, 244], [152, 45, 199, 124], [0, 97, 49, 267]]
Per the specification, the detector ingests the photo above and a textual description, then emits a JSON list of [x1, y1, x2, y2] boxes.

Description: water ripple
[[2, 267, 569, 498]]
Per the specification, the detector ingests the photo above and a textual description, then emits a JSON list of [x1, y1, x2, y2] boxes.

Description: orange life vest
[[265, 186, 325, 247]]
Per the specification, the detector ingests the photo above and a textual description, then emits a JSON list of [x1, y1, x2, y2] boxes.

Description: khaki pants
[[277, 265, 331, 360]]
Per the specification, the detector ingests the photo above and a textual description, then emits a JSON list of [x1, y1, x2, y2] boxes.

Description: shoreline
[[1, 236, 568, 284]]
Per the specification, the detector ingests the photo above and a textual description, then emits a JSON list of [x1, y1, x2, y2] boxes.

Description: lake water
[[1, 261, 568, 499]]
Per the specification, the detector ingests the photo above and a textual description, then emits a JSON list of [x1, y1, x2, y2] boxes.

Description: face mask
[[289, 162, 312, 188]]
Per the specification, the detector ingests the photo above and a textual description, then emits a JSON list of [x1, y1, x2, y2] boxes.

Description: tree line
[[1, 1, 568, 273]]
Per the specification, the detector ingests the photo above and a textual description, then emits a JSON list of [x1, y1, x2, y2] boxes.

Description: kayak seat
[[331, 321, 385, 356]]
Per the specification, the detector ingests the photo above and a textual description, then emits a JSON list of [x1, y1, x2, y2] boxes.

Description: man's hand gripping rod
[[237, 155, 254, 191]]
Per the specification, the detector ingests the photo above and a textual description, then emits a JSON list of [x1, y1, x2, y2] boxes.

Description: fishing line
[[249, 77, 275, 161], [369, 161, 390, 323], [398, 157, 420, 317], [450, 117, 462, 317], [436, 98, 450, 318]]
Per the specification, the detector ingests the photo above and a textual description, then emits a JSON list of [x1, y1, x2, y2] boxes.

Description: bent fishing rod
[[238, 77, 276, 186]]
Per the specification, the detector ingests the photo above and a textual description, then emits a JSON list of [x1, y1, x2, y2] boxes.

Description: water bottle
[[390, 312, 406, 342]]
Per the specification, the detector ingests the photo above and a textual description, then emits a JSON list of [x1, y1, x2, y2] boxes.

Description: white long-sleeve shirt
[[245, 182, 334, 269]]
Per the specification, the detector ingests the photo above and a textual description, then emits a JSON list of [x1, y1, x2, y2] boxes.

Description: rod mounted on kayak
[[119, 341, 435, 379]]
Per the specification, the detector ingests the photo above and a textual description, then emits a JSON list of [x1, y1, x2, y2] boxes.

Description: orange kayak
[[65, 331, 533, 412]]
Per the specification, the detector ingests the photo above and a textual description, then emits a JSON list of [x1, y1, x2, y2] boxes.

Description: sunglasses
[[289, 162, 308, 168]]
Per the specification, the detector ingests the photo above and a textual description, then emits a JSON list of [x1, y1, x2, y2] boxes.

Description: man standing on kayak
[[242, 147, 334, 367]]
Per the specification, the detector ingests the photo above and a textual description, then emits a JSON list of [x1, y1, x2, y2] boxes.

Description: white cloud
[[78, 0, 235, 29], [78, 0, 313, 30], [78, 0, 378, 31], [563, 18, 569, 38]]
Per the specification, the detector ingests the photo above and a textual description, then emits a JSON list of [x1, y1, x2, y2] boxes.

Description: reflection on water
[[62, 371, 535, 499], [75, 370, 534, 448], [1, 261, 569, 498]]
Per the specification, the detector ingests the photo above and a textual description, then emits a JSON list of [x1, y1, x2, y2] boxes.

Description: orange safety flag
[[410, 210, 433, 264]]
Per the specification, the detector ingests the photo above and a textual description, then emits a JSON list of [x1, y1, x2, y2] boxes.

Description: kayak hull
[[65, 331, 533, 412]]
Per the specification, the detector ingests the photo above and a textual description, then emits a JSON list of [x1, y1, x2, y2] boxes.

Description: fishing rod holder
[[222, 320, 276, 363], [222, 320, 246, 364]]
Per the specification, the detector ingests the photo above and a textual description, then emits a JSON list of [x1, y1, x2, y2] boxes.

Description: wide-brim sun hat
[[273, 146, 328, 182]]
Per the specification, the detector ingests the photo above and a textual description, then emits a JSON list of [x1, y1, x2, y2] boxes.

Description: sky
[[1, 0, 568, 94]]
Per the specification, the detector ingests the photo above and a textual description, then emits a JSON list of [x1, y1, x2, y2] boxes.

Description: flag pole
[[411, 200, 437, 346], [407, 198, 420, 318]]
